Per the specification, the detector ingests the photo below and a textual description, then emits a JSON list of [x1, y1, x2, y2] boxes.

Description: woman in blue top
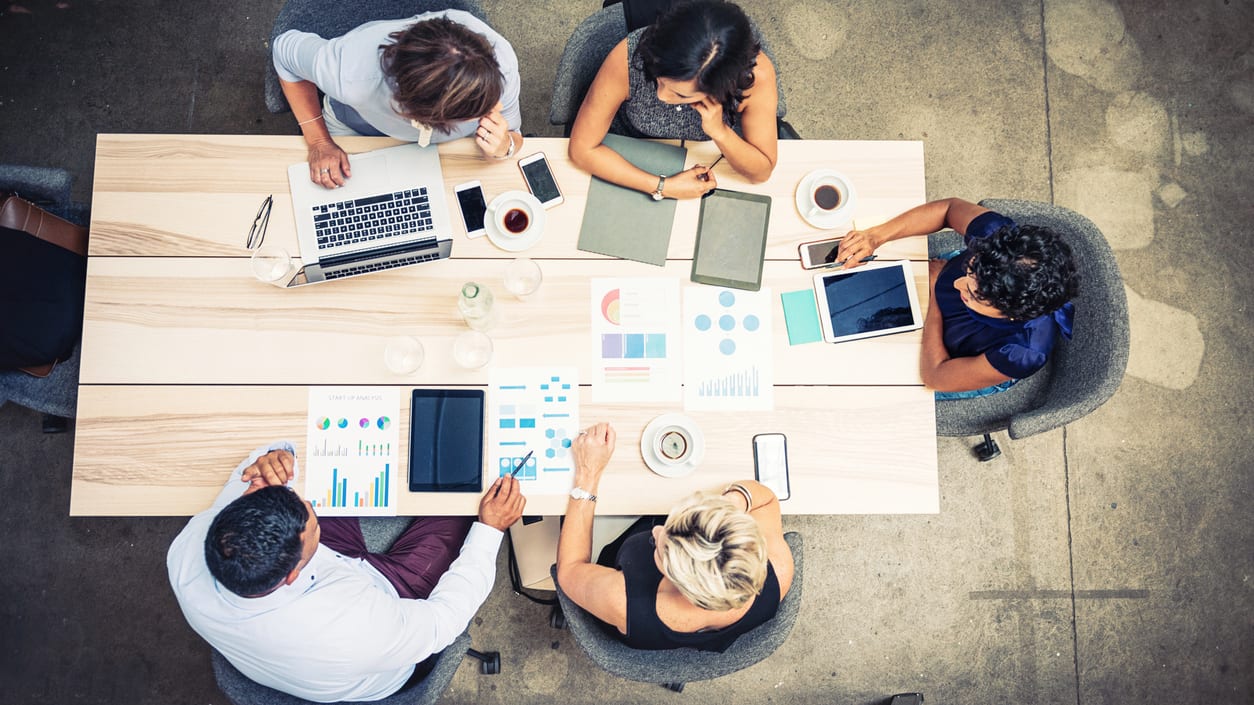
[[569, 0, 780, 200], [838, 198, 1079, 396]]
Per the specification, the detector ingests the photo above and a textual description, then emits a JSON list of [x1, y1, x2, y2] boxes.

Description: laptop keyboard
[[323, 251, 443, 280], [313, 188, 433, 250]]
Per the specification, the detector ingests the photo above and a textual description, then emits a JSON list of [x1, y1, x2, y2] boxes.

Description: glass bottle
[[457, 282, 496, 330]]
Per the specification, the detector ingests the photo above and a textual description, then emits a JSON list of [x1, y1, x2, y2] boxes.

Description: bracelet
[[297, 114, 324, 126], [722, 483, 753, 510], [492, 132, 517, 160]]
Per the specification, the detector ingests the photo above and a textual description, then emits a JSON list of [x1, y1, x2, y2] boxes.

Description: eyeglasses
[[246, 194, 273, 250]]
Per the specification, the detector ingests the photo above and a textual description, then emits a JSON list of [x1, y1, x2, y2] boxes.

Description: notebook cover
[[576, 134, 687, 266]]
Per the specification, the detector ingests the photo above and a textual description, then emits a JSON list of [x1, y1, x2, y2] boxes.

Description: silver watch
[[569, 487, 597, 502], [650, 174, 666, 201]]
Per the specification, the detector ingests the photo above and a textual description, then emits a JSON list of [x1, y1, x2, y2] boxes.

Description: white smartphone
[[798, 236, 845, 269], [454, 180, 488, 238], [518, 152, 564, 208], [752, 433, 790, 501]]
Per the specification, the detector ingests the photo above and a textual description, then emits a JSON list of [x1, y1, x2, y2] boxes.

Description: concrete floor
[[1, 1, 1251, 703]]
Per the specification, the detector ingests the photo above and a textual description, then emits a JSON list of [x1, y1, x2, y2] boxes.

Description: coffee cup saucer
[[485, 190, 546, 252], [795, 168, 857, 230], [640, 413, 705, 478]]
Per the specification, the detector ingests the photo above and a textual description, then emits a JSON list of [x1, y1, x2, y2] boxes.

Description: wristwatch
[[650, 174, 667, 201], [569, 487, 597, 502]]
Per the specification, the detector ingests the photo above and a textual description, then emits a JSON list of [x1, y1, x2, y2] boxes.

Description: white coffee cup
[[653, 426, 694, 465], [807, 173, 855, 221], [490, 193, 539, 239]]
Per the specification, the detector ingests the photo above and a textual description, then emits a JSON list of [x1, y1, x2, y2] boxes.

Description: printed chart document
[[589, 277, 682, 402], [304, 387, 401, 516], [488, 367, 580, 496], [681, 286, 775, 411]]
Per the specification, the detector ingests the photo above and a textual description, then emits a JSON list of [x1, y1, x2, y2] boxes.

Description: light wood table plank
[[70, 385, 938, 517]]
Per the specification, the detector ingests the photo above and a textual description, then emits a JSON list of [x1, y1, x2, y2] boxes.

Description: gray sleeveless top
[[613, 28, 745, 141]]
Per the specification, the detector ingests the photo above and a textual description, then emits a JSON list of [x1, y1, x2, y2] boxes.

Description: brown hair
[[380, 17, 503, 133]]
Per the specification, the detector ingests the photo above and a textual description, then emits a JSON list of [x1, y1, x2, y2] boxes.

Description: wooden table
[[72, 135, 938, 516]]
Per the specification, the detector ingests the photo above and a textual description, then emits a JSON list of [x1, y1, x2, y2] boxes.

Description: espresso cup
[[492, 196, 537, 239], [808, 176, 850, 219], [653, 426, 693, 465]]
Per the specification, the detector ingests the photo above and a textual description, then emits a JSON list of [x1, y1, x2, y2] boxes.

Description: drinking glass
[[452, 330, 494, 369], [250, 245, 295, 287], [383, 336, 425, 375], [503, 257, 543, 299]]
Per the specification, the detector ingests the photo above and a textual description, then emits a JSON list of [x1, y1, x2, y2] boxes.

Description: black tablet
[[408, 389, 484, 492], [690, 189, 773, 291]]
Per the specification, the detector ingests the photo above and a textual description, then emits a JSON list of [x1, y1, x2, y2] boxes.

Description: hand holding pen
[[834, 224, 881, 268]]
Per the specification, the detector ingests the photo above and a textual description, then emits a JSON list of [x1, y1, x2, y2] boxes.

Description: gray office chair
[[929, 198, 1129, 461], [209, 517, 499, 705], [265, 0, 487, 114], [0, 164, 90, 433], [549, 532, 803, 692], [548, 4, 798, 138]]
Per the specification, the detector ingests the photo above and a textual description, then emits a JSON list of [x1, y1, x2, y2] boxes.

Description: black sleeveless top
[[615, 532, 780, 652]]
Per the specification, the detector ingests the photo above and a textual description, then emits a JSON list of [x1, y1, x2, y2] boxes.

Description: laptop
[[280, 143, 454, 286]]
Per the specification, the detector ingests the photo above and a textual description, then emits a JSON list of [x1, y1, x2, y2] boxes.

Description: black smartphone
[[408, 389, 484, 492], [752, 433, 790, 500], [454, 180, 488, 238], [518, 152, 564, 208]]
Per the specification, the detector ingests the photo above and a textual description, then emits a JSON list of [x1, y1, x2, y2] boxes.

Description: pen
[[510, 450, 533, 477], [697, 154, 724, 182]]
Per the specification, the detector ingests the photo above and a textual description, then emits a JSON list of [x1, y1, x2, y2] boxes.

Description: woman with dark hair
[[838, 198, 1080, 397], [569, 0, 779, 199], [274, 10, 523, 190]]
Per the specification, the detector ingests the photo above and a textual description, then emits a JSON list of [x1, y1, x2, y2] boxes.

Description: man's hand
[[241, 450, 296, 494], [836, 228, 883, 269], [478, 476, 526, 531], [572, 422, 616, 491], [307, 138, 352, 189], [475, 102, 512, 159]]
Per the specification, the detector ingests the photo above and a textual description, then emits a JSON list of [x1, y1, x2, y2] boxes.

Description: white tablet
[[813, 260, 924, 344]]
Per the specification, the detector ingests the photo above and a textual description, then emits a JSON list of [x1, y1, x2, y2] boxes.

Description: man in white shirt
[[168, 441, 525, 702]]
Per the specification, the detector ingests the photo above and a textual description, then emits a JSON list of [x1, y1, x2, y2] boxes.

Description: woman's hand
[[836, 229, 883, 269], [475, 102, 512, 159], [691, 96, 731, 142], [665, 166, 716, 199], [572, 422, 616, 491], [307, 138, 352, 189]]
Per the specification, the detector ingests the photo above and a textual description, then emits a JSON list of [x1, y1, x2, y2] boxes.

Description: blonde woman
[[556, 422, 794, 651]]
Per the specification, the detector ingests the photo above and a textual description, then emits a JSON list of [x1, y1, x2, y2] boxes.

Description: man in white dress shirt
[[168, 441, 525, 702]]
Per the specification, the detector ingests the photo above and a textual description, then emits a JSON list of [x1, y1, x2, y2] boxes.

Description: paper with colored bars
[[589, 277, 682, 402], [304, 387, 400, 516], [489, 368, 580, 496], [681, 286, 775, 411]]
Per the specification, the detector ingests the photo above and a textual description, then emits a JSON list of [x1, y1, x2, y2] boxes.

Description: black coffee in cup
[[504, 208, 529, 234], [813, 184, 842, 210]]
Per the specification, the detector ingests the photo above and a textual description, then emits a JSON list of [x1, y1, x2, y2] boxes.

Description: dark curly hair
[[204, 486, 309, 597], [967, 223, 1079, 321], [380, 17, 503, 133], [635, 0, 760, 121]]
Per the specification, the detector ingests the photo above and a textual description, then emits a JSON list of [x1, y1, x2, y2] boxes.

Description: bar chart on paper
[[682, 287, 775, 411], [489, 367, 580, 496], [305, 387, 401, 516]]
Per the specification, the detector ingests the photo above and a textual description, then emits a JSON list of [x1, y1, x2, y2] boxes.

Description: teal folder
[[781, 289, 823, 345]]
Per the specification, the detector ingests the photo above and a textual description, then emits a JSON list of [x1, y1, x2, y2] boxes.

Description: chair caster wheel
[[479, 651, 500, 675], [42, 414, 69, 434], [549, 605, 566, 630], [663, 682, 685, 693], [974, 433, 1001, 462]]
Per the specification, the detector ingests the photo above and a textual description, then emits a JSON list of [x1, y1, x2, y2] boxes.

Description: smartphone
[[752, 433, 790, 501], [798, 236, 845, 270], [518, 152, 564, 208], [454, 180, 488, 238]]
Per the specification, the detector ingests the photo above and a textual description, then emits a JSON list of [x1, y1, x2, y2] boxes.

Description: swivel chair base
[[465, 648, 500, 675], [974, 433, 1001, 462]]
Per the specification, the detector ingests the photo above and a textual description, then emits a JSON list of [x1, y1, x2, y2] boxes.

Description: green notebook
[[576, 134, 687, 266]]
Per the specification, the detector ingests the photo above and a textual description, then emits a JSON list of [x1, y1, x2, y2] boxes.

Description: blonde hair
[[658, 492, 767, 611]]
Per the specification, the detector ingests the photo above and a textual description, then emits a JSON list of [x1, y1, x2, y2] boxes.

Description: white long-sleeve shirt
[[167, 442, 501, 702], [272, 9, 522, 141]]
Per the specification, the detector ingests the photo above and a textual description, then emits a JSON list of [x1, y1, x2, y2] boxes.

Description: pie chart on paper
[[601, 289, 621, 325]]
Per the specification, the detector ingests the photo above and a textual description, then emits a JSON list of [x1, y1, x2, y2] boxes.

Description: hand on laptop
[[475, 102, 512, 159], [307, 138, 352, 189], [478, 476, 526, 531]]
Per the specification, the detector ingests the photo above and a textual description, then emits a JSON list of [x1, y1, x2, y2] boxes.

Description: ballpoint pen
[[511, 450, 534, 477], [697, 154, 724, 182]]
